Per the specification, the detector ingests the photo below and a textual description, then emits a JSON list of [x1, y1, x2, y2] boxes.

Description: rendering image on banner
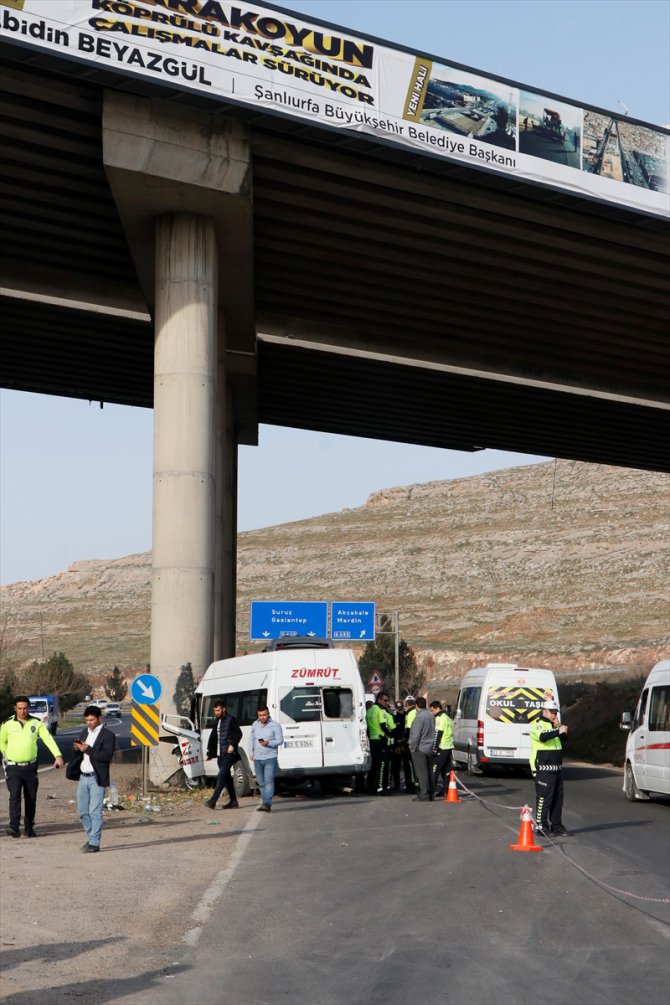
[[518, 90, 581, 167], [419, 64, 517, 151], [582, 111, 668, 192]]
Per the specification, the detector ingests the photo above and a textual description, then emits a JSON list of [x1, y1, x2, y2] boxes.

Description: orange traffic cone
[[445, 770, 461, 803], [509, 804, 542, 852]]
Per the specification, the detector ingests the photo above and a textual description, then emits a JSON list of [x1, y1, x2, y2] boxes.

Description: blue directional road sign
[[250, 600, 328, 640], [131, 673, 163, 705], [331, 601, 376, 640]]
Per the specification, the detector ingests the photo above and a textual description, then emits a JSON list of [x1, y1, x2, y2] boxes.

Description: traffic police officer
[[429, 700, 454, 796], [366, 691, 394, 794], [0, 695, 64, 837], [530, 700, 569, 837]]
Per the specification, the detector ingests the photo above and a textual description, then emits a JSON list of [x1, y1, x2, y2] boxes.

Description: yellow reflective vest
[[0, 715, 61, 763], [366, 703, 387, 740], [529, 716, 562, 773], [435, 712, 454, 750]]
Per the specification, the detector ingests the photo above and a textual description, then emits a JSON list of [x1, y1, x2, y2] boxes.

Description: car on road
[[104, 702, 122, 718]]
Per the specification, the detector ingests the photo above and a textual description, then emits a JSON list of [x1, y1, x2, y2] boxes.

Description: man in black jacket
[[205, 698, 243, 809], [69, 705, 116, 853]]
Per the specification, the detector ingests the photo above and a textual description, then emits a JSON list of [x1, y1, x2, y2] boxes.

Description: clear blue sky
[[1, 0, 668, 586]]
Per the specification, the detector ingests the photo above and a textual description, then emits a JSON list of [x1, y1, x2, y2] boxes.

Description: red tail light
[[477, 720, 485, 748]]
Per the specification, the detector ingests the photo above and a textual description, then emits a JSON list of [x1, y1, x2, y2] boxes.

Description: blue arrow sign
[[250, 601, 328, 640], [331, 601, 376, 640], [131, 673, 163, 705]]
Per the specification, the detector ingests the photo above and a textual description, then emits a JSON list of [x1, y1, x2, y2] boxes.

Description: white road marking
[[183, 810, 262, 947]]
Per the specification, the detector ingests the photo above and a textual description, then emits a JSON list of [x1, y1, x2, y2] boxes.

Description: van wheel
[[233, 760, 251, 799], [624, 762, 648, 801]]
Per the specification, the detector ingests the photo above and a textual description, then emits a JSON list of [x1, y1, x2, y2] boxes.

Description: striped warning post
[[130, 701, 160, 747]]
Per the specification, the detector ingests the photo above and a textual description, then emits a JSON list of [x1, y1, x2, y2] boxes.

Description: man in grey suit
[[408, 697, 435, 802]]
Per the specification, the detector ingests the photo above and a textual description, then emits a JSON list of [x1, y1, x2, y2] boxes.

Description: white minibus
[[162, 641, 371, 796], [452, 663, 559, 774], [620, 659, 670, 801]]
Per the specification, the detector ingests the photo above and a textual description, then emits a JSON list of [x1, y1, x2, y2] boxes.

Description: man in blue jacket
[[69, 705, 116, 852], [249, 706, 284, 812]]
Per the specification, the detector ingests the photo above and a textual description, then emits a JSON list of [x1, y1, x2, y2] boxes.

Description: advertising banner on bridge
[[1, 0, 668, 217]]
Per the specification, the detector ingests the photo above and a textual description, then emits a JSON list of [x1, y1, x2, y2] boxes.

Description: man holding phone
[[249, 706, 283, 812], [68, 705, 116, 852]]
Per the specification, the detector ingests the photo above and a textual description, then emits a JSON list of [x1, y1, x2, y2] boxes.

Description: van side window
[[460, 687, 482, 720], [322, 688, 354, 719], [202, 690, 268, 728], [279, 687, 321, 723], [649, 686, 670, 732], [634, 689, 649, 730]]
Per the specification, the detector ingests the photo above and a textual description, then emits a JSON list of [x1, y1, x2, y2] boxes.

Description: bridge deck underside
[[1, 51, 668, 471]]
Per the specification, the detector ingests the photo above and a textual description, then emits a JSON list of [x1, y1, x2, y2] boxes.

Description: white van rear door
[[485, 678, 557, 759], [278, 685, 324, 769], [321, 686, 359, 769]]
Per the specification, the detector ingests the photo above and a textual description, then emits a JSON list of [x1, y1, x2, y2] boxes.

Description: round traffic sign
[[131, 673, 162, 705]]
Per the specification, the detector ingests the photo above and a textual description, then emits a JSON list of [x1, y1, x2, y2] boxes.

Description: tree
[[358, 615, 425, 698], [105, 666, 128, 701], [173, 662, 196, 717], [21, 651, 90, 714]]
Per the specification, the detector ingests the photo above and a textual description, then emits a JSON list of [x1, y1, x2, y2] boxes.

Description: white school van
[[162, 642, 371, 796], [452, 663, 559, 774], [620, 659, 670, 801]]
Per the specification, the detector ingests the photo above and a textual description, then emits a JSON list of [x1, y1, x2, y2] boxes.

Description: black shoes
[[204, 798, 217, 809], [24, 829, 37, 838], [256, 804, 271, 812], [5, 826, 20, 838], [412, 795, 430, 802], [83, 844, 100, 853], [222, 801, 239, 810], [551, 825, 571, 836]]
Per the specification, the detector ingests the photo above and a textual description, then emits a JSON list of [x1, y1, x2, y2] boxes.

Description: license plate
[[284, 739, 314, 748], [488, 748, 515, 757]]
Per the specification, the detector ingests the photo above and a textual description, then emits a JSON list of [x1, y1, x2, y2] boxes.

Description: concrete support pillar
[[214, 360, 238, 661], [150, 213, 217, 784]]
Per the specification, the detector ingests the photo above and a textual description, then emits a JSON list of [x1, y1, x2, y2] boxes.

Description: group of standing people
[[1, 696, 116, 852], [365, 692, 453, 802]]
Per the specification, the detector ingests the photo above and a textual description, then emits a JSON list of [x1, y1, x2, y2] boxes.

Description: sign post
[[130, 674, 163, 795]]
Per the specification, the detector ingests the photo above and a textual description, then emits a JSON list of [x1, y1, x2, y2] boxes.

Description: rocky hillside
[[2, 460, 668, 681]]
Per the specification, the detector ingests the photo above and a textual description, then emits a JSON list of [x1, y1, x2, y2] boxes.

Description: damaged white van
[[161, 640, 371, 796], [620, 659, 670, 801]]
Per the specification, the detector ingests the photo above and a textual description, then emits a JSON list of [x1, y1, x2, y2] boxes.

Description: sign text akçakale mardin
[[106, 0, 375, 68]]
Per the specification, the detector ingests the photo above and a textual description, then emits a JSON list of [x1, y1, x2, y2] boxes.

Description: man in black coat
[[205, 698, 243, 809], [68, 705, 116, 852]]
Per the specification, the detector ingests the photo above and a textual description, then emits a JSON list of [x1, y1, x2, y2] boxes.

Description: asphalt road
[[112, 763, 670, 1005]]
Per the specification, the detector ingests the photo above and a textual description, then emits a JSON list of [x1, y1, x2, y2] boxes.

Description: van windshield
[[486, 686, 555, 724], [29, 700, 47, 714]]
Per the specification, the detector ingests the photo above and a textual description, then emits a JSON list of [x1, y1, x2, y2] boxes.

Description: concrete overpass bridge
[[1, 3, 668, 780]]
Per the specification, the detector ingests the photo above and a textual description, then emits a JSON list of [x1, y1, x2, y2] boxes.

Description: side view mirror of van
[[620, 711, 632, 731]]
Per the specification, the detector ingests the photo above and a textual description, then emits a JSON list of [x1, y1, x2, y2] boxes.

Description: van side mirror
[[620, 711, 632, 731]]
